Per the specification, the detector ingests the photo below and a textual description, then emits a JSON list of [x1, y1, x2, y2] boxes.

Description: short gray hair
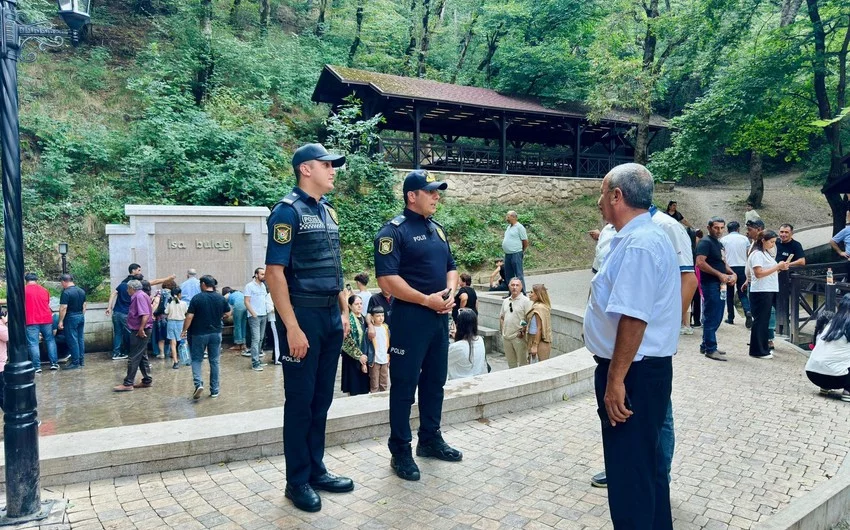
[[127, 279, 142, 291], [607, 163, 654, 210]]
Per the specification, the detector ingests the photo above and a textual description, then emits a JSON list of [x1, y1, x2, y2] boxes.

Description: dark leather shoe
[[390, 448, 421, 481], [310, 472, 354, 493], [284, 483, 321, 512], [416, 436, 463, 462]]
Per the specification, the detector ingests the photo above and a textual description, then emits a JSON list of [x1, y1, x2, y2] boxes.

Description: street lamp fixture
[[0, 0, 90, 525], [58, 242, 68, 275]]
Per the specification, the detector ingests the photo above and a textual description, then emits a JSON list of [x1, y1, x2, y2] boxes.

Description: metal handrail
[[788, 262, 850, 344]]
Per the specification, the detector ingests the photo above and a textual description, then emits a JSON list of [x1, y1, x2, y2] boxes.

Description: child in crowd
[[369, 305, 390, 392], [165, 287, 188, 369]]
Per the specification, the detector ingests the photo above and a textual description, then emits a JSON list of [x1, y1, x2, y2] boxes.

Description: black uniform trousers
[[595, 355, 673, 530], [278, 304, 343, 486], [388, 301, 449, 454]]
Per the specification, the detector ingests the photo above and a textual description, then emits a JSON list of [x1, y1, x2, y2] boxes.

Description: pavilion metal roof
[[312, 65, 668, 129]]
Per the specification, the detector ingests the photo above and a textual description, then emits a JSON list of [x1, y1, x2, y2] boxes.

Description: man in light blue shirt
[[830, 223, 850, 260], [583, 163, 679, 530], [180, 269, 201, 303], [502, 211, 528, 293]]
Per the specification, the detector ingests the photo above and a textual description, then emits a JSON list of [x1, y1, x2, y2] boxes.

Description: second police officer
[[265, 143, 353, 513], [374, 170, 463, 481]]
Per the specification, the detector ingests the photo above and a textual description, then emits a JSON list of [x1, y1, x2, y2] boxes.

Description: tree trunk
[[194, 0, 213, 106], [259, 0, 269, 34], [450, 8, 478, 83], [780, 0, 803, 26], [315, 0, 329, 36], [633, 0, 658, 165], [477, 23, 505, 83], [403, 0, 418, 75], [229, 0, 241, 27], [347, 0, 365, 65], [806, 0, 846, 234], [416, 0, 432, 78], [746, 151, 764, 207], [417, 0, 444, 77]]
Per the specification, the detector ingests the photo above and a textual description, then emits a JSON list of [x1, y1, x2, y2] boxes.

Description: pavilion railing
[[378, 138, 630, 177], [788, 262, 850, 346]]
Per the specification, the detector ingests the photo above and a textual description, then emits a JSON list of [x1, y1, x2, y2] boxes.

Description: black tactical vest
[[275, 192, 343, 296]]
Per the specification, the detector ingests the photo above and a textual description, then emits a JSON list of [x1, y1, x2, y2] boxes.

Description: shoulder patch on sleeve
[[273, 224, 292, 244], [378, 237, 394, 255], [390, 215, 407, 226]]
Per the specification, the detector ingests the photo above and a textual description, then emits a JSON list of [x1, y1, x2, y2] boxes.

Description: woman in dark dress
[[341, 295, 371, 396]]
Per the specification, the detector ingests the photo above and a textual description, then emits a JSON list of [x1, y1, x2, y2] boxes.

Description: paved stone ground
[[17, 315, 850, 530]]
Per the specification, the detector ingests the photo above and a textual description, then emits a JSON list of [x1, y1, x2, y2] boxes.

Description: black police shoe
[[416, 436, 463, 462], [391, 447, 421, 481], [284, 483, 321, 512], [310, 472, 354, 493]]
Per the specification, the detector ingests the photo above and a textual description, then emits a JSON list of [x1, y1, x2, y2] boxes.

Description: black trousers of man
[[387, 301, 449, 454], [277, 303, 343, 486], [595, 355, 673, 530], [726, 265, 750, 322], [123, 329, 152, 387]]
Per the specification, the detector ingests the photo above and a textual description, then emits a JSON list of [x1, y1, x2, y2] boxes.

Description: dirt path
[[655, 171, 830, 231]]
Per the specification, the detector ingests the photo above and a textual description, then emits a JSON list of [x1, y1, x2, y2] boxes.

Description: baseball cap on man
[[403, 170, 448, 195], [291, 143, 346, 170]]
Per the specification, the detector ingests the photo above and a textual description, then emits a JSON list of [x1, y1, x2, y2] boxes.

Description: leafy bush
[[70, 245, 108, 294]]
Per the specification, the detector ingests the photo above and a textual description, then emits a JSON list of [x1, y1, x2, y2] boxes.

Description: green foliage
[[70, 245, 108, 294]]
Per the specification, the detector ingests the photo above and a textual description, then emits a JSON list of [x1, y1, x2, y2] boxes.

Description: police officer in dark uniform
[[265, 143, 353, 513], [374, 170, 462, 481]]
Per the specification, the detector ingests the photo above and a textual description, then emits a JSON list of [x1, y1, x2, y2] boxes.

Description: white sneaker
[[755, 354, 774, 359], [680, 326, 694, 335]]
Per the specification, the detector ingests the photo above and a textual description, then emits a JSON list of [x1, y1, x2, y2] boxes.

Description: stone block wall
[[393, 170, 600, 205]]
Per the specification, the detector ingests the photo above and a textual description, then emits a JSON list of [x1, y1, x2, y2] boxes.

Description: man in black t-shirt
[[58, 274, 87, 369], [181, 275, 231, 399], [367, 288, 394, 327], [695, 217, 736, 361], [775, 224, 806, 335]]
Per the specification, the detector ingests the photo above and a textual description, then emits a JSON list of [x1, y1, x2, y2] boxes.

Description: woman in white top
[[805, 306, 850, 400], [164, 287, 189, 369], [747, 230, 789, 358], [447, 309, 488, 381]]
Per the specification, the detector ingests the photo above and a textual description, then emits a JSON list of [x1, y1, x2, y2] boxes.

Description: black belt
[[290, 293, 337, 308]]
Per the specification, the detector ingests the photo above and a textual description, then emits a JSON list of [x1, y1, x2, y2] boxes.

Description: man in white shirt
[[584, 163, 679, 530], [720, 221, 752, 328], [498, 278, 532, 368], [244, 267, 269, 371], [649, 204, 698, 336]]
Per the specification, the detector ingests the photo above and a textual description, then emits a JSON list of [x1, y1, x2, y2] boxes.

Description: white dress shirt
[[584, 213, 681, 361]]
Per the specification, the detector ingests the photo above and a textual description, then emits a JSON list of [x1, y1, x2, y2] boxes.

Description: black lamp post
[[0, 0, 89, 524], [58, 242, 68, 275]]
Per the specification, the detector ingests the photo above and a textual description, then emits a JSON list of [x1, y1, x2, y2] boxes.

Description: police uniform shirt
[[374, 209, 456, 294], [265, 187, 343, 296]]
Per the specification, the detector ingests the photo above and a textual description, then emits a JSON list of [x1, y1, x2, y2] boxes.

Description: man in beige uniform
[[499, 278, 532, 368]]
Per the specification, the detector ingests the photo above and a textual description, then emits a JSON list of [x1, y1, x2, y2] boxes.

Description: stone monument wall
[[106, 205, 270, 292], [393, 169, 601, 205]]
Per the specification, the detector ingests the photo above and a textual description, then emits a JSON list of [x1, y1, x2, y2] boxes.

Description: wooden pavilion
[[311, 65, 668, 178]]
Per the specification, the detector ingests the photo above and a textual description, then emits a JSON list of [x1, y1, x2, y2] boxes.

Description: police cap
[[403, 170, 448, 196], [292, 143, 346, 170]]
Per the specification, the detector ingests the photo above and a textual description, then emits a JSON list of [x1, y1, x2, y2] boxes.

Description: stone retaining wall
[[393, 170, 600, 205]]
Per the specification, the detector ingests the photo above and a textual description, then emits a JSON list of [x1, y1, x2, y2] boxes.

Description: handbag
[[178, 340, 191, 366]]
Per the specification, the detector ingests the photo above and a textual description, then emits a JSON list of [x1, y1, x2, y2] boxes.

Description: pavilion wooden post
[[410, 104, 425, 169], [573, 123, 584, 177], [494, 112, 509, 174]]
